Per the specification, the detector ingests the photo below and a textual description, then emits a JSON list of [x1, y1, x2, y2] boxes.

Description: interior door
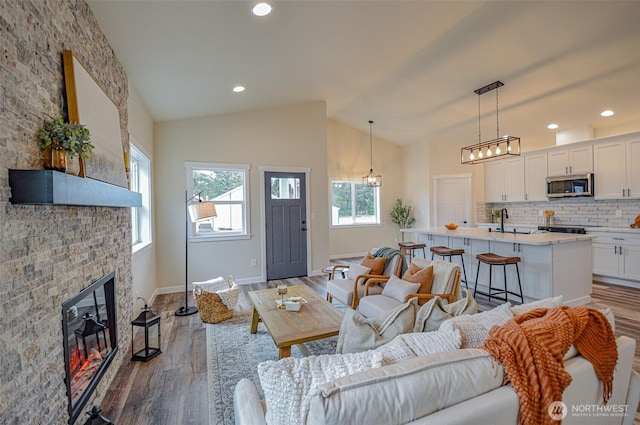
[[265, 172, 307, 280], [435, 175, 471, 227]]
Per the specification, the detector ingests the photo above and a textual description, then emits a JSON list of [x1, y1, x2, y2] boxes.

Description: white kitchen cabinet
[[484, 156, 525, 202], [491, 241, 552, 302], [524, 152, 548, 201], [591, 232, 640, 281], [415, 233, 448, 254], [594, 138, 640, 200], [448, 236, 490, 289], [628, 138, 640, 198], [484, 160, 505, 203], [547, 144, 593, 176]]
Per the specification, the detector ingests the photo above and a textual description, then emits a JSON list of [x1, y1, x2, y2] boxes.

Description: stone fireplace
[[0, 2, 134, 425]]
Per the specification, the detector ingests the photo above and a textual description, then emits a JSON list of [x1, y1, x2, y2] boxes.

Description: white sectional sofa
[[234, 323, 640, 425]]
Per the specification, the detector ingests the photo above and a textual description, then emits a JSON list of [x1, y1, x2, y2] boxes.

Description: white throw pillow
[[258, 351, 383, 425], [375, 330, 462, 365], [510, 295, 564, 316], [381, 275, 420, 303], [439, 303, 514, 348], [346, 263, 372, 281]]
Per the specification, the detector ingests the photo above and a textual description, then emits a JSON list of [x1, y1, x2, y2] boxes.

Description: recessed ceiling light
[[547, 123, 559, 130], [252, 3, 272, 16], [601, 110, 614, 117], [233, 86, 245, 93]]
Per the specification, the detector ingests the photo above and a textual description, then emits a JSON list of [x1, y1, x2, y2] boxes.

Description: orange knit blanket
[[483, 306, 618, 425]]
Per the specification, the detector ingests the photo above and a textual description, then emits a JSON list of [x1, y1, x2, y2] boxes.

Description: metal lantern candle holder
[[131, 305, 161, 362], [83, 406, 113, 425]]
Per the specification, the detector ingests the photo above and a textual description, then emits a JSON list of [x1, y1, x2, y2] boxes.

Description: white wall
[[154, 101, 329, 289], [403, 140, 430, 228], [128, 82, 157, 305], [327, 119, 404, 257]]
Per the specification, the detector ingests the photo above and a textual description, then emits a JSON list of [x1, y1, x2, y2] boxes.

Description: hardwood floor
[[101, 276, 640, 424]]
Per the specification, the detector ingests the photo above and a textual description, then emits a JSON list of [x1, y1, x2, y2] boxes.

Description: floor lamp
[[176, 191, 217, 317]]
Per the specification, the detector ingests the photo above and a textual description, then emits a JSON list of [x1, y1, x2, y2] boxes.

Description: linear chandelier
[[461, 81, 521, 165], [362, 120, 382, 187]]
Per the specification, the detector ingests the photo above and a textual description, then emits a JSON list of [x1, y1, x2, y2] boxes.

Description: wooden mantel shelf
[[9, 170, 141, 207]]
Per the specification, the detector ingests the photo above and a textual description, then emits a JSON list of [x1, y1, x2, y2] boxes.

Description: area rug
[[206, 310, 337, 425]]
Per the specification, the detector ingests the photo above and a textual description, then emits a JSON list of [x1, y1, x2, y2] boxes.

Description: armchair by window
[[326, 248, 405, 309], [358, 259, 461, 318]]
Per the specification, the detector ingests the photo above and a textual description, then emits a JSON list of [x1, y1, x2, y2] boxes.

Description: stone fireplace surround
[[1, 2, 134, 424]]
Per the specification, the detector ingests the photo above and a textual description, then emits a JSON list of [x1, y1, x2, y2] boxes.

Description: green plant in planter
[[389, 198, 416, 242], [37, 115, 94, 159], [37, 115, 93, 174]]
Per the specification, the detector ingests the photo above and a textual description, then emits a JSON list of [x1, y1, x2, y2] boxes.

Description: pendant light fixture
[[461, 81, 521, 164], [363, 120, 382, 187]]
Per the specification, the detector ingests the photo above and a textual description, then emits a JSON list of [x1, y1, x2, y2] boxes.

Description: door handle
[[619, 246, 623, 255], [614, 246, 618, 254]]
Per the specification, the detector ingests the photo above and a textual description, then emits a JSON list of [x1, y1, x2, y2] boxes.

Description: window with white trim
[[186, 162, 250, 239], [330, 179, 380, 226], [130, 143, 152, 251]]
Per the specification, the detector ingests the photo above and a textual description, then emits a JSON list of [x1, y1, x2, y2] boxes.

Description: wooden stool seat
[[430, 246, 465, 256], [398, 242, 427, 264], [475, 252, 521, 265], [429, 246, 468, 289], [474, 252, 523, 304], [399, 242, 426, 249]]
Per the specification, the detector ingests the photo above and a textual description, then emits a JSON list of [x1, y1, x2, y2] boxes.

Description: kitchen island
[[404, 227, 595, 305]]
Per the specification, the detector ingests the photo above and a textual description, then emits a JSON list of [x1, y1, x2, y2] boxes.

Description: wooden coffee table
[[249, 284, 344, 359]]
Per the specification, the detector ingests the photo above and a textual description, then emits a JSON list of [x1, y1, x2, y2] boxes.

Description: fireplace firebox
[[62, 272, 118, 424]]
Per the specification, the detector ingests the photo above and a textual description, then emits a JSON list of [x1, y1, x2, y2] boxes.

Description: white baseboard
[[155, 276, 267, 296], [329, 252, 367, 260], [593, 275, 640, 290]]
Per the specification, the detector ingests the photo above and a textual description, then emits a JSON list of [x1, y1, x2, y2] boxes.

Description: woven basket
[[194, 275, 238, 324], [194, 289, 233, 323]]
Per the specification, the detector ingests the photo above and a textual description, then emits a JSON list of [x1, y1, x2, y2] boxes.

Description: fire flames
[[69, 347, 105, 402]]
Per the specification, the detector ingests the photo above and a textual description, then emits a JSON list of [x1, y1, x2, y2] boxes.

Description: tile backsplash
[[478, 198, 640, 228]]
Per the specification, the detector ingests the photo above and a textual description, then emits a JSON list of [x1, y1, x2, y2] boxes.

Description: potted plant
[[389, 198, 416, 242], [37, 115, 93, 174]]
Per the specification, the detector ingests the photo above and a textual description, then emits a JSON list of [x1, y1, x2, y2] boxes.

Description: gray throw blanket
[[373, 247, 407, 276]]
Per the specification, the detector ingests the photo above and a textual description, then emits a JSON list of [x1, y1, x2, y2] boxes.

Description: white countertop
[[586, 226, 640, 234], [477, 222, 640, 234], [405, 227, 595, 245]]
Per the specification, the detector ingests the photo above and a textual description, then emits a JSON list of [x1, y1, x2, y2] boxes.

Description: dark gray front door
[[265, 172, 307, 280]]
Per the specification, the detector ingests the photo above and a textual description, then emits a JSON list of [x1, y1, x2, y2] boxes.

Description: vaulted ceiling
[[87, 1, 640, 147]]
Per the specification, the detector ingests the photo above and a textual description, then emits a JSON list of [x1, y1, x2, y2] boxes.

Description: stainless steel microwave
[[546, 173, 593, 198]]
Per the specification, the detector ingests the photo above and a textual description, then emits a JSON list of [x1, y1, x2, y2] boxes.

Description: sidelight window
[[130, 142, 151, 253]]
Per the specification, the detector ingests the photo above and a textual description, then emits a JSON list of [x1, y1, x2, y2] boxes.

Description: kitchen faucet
[[500, 208, 509, 233]]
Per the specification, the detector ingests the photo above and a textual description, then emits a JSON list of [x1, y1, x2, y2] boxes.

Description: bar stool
[[430, 246, 468, 288], [398, 242, 426, 264], [474, 253, 523, 304]]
